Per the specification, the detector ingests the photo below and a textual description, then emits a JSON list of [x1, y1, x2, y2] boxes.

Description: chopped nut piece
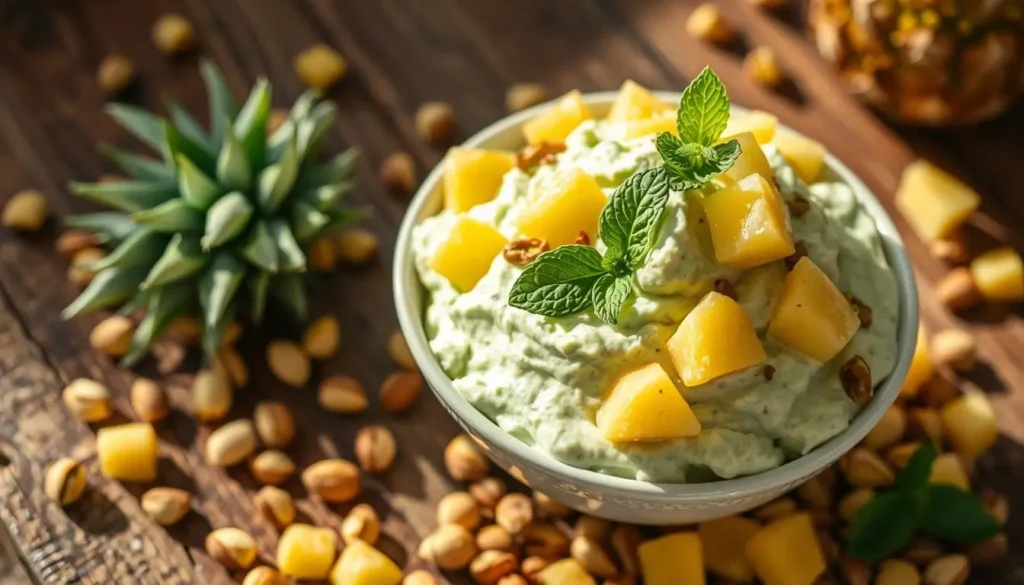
[[476, 524, 516, 553], [845, 294, 874, 328], [152, 13, 195, 54], [930, 231, 969, 264], [205, 419, 257, 467], [89, 315, 135, 357], [470, 550, 518, 584], [218, 347, 249, 388], [931, 328, 977, 371], [302, 314, 340, 359], [141, 487, 191, 526], [503, 238, 551, 266], [254, 485, 295, 529], [784, 241, 808, 270], [714, 278, 738, 300], [521, 521, 570, 558], [319, 375, 368, 413], [908, 408, 944, 442], [863, 405, 907, 450], [380, 152, 418, 194], [3, 189, 48, 231], [302, 458, 361, 502], [294, 44, 347, 90], [495, 493, 534, 534], [763, 364, 777, 381], [787, 194, 811, 217], [404, 570, 440, 585], [44, 458, 86, 506], [967, 533, 1007, 567], [266, 340, 310, 387], [534, 491, 571, 518], [575, 231, 591, 246], [336, 228, 378, 264], [427, 524, 478, 570], [840, 448, 895, 488], [354, 425, 397, 473], [250, 450, 297, 485], [206, 527, 257, 570], [574, 516, 612, 540], [97, 54, 135, 94], [877, 559, 921, 585], [55, 230, 99, 258], [838, 488, 875, 522], [936, 267, 982, 311], [923, 554, 969, 585], [380, 371, 423, 413], [841, 355, 872, 405], [515, 141, 566, 171], [416, 101, 457, 145], [745, 46, 784, 87], [63, 378, 112, 423], [469, 477, 507, 515], [445, 434, 490, 481], [506, 83, 549, 113], [340, 503, 382, 545], [687, 4, 734, 43], [130, 378, 170, 423], [797, 467, 835, 510], [387, 331, 418, 370], [610, 524, 643, 576], [192, 368, 232, 422], [571, 535, 618, 578], [437, 491, 481, 531]]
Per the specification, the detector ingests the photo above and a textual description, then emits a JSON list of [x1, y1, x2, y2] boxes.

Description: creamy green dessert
[[413, 79, 898, 483]]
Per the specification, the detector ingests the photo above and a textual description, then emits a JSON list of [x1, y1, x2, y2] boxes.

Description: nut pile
[[684, 3, 789, 88]]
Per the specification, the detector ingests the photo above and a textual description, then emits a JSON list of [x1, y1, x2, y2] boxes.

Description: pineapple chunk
[[97, 423, 158, 482], [639, 532, 705, 585], [607, 80, 671, 122], [516, 168, 607, 247], [722, 110, 778, 144], [330, 539, 402, 585], [720, 132, 774, 184], [537, 559, 596, 585], [523, 90, 592, 145], [774, 130, 826, 185], [595, 362, 701, 442], [929, 452, 970, 491], [429, 216, 508, 291], [901, 324, 933, 399], [443, 148, 515, 213], [767, 257, 860, 363], [699, 516, 761, 582], [970, 247, 1024, 301], [704, 173, 795, 270], [941, 392, 997, 460], [621, 112, 677, 140], [895, 160, 980, 241], [746, 513, 826, 585], [668, 292, 766, 387], [279, 524, 338, 580]]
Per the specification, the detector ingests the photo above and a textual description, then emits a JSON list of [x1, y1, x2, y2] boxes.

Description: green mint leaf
[[509, 246, 607, 318], [919, 484, 1002, 543], [591, 274, 634, 325], [708, 139, 742, 175], [656, 133, 704, 191], [847, 491, 924, 561], [658, 135, 743, 190], [598, 167, 672, 270], [676, 66, 731, 147], [897, 440, 938, 493]]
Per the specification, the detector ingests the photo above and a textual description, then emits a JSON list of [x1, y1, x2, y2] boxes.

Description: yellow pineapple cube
[[607, 80, 671, 122], [516, 168, 607, 247], [97, 423, 158, 482], [941, 392, 997, 460], [523, 90, 592, 145], [279, 524, 338, 580], [723, 110, 778, 144], [720, 132, 774, 184], [895, 160, 980, 241], [429, 216, 508, 291], [704, 173, 795, 270], [639, 532, 705, 585], [767, 257, 860, 363], [596, 363, 701, 442], [970, 247, 1024, 301], [668, 291, 766, 387], [443, 148, 515, 213], [745, 513, 826, 585], [330, 539, 402, 585], [774, 130, 826, 185], [537, 559, 596, 585], [621, 112, 677, 140], [929, 452, 970, 491], [901, 324, 933, 399], [699, 516, 761, 582]]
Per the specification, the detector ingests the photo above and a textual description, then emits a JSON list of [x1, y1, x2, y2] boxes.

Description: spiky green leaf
[[296, 181, 354, 211], [291, 201, 330, 242], [70, 181, 176, 213], [164, 122, 217, 174], [268, 89, 320, 154], [177, 154, 221, 209], [202, 307, 235, 359], [65, 212, 136, 244], [241, 221, 279, 273], [103, 145, 175, 182], [121, 281, 196, 366], [296, 148, 359, 189], [202, 191, 253, 250], [88, 227, 168, 271], [142, 234, 207, 289], [249, 270, 271, 324], [258, 136, 299, 214], [318, 207, 368, 237], [270, 273, 307, 321], [296, 101, 338, 164], [133, 198, 204, 232], [216, 125, 252, 191], [62, 266, 149, 318], [200, 59, 240, 146], [117, 290, 151, 317], [105, 104, 166, 153], [234, 79, 271, 169], [268, 220, 306, 272], [167, 101, 214, 152], [198, 251, 244, 330]]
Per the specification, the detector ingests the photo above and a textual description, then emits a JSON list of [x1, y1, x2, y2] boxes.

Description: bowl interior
[[394, 91, 919, 500]]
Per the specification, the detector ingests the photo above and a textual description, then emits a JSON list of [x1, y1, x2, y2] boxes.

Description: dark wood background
[[0, 0, 1022, 583]]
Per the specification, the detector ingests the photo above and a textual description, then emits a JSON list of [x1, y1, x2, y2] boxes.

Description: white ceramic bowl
[[394, 92, 919, 524]]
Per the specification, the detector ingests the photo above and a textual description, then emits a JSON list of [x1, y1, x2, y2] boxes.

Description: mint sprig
[[508, 67, 740, 325], [847, 441, 1001, 561]]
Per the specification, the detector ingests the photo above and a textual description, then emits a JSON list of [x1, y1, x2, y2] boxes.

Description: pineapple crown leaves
[[64, 59, 361, 366]]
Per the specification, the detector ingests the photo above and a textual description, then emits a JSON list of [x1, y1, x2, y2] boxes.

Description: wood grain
[[0, 0, 1021, 583]]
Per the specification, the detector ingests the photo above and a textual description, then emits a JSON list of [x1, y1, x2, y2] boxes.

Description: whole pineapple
[[64, 60, 359, 365]]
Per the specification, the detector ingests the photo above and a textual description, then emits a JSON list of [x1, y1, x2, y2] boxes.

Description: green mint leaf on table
[[676, 66, 731, 147], [896, 438, 937, 492], [919, 484, 1001, 543], [591, 274, 634, 325], [508, 246, 608, 317], [598, 167, 672, 269], [847, 491, 925, 561]]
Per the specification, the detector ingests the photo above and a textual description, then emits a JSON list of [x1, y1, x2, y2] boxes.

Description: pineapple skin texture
[[698, 516, 761, 582], [443, 147, 515, 213], [429, 216, 507, 292], [515, 168, 607, 248], [638, 532, 706, 585], [278, 524, 337, 579], [704, 173, 795, 270], [595, 362, 701, 442], [330, 539, 402, 585], [522, 90, 592, 145], [745, 513, 826, 585], [97, 423, 158, 482], [896, 160, 980, 242]]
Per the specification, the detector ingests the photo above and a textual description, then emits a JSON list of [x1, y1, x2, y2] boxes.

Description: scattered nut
[[753, 497, 798, 521], [152, 13, 195, 54], [250, 450, 297, 485], [931, 329, 977, 371], [218, 347, 249, 388], [521, 521, 570, 558], [842, 556, 872, 585], [428, 524, 477, 570], [574, 516, 612, 540], [713, 278, 738, 300], [469, 477, 507, 516], [838, 488, 875, 522], [55, 230, 99, 258], [908, 408, 945, 442], [44, 458, 86, 506], [302, 315, 340, 359], [445, 434, 490, 481], [130, 378, 169, 423], [205, 419, 258, 467], [192, 368, 232, 422], [515, 142, 566, 171], [763, 364, 777, 381], [354, 425, 398, 473], [887, 442, 923, 469], [318, 375, 369, 413], [309, 238, 336, 272], [62, 378, 112, 423], [503, 238, 551, 266], [404, 570, 440, 585], [495, 493, 534, 534], [165, 315, 201, 346], [340, 503, 382, 545], [416, 101, 457, 145], [903, 537, 944, 567], [302, 458, 361, 502], [437, 491, 481, 531], [877, 559, 921, 585], [744, 46, 784, 87], [2, 189, 48, 231], [476, 524, 516, 553], [687, 3, 734, 43], [140, 487, 191, 526], [966, 533, 1007, 567], [380, 152, 418, 194], [254, 485, 295, 529], [571, 534, 618, 578], [863, 405, 907, 450], [788, 195, 811, 219], [610, 524, 643, 575], [979, 489, 1009, 525], [930, 232, 969, 265], [936, 268, 982, 311], [797, 467, 836, 510], [470, 550, 518, 585], [520, 556, 553, 581], [336, 228, 378, 264], [68, 247, 104, 288], [924, 554, 969, 585], [387, 331, 418, 370], [380, 371, 423, 414], [846, 294, 874, 328], [266, 340, 310, 388], [748, 0, 788, 8], [242, 566, 286, 585], [506, 83, 549, 113], [205, 527, 258, 570], [533, 491, 571, 519], [294, 44, 347, 90], [841, 447, 895, 488], [97, 54, 135, 94]]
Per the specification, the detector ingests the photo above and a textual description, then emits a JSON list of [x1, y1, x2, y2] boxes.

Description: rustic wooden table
[[0, 0, 1022, 583]]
